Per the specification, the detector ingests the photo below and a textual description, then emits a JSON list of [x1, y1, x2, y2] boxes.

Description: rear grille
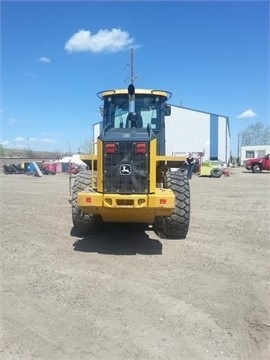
[[103, 142, 148, 194]]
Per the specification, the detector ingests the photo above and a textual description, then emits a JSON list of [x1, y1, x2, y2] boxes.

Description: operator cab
[[98, 88, 171, 132], [98, 87, 171, 155]]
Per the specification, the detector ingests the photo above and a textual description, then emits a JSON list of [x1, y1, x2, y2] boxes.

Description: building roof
[[169, 103, 230, 136]]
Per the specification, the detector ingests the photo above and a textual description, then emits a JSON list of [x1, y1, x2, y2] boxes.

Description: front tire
[[71, 169, 102, 235], [252, 164, 261, 173], [160, 170, 190, 239]]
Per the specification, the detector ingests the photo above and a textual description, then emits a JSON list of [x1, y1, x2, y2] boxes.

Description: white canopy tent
[[57, 154, 87, 167]]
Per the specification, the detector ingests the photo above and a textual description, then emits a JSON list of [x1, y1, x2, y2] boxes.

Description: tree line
[[240, 121, 270, 146], [0, 147, 66, 159]]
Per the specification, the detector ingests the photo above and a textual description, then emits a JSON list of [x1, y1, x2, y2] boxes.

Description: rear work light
[[105, 143, 116, 154], [135, 143, 147, 154]]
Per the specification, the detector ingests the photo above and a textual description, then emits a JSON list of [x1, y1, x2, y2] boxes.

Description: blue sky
[[1, 0, 269, 156]]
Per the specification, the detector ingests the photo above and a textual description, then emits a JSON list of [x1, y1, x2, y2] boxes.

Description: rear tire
[[159, 170, 190, 239], [71, 169, 102, 235], [211, 168, 222, 178]]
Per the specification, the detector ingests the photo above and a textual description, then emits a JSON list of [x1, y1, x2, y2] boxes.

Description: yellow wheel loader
[[71, 83, 190, 239]]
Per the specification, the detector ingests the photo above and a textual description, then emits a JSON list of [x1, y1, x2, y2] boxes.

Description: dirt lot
[[1, 167, 269, 360]]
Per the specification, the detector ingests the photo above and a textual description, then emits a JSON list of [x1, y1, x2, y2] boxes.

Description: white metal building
[[92, 105, 231, 164], [240, 145, 270, 164], [166, 105, 230, 164]]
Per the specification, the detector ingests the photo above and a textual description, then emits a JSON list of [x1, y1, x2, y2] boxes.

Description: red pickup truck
[[244, 154, 270, 173]]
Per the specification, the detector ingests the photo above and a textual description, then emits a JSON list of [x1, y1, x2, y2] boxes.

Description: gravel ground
[[1, 167, 269, 360]]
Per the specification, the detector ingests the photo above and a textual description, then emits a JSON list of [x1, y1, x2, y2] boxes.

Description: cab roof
[[97, 88, 171, 100]]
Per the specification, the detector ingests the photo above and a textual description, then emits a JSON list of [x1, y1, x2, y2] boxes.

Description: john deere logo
[[120, 164, 132, 175]]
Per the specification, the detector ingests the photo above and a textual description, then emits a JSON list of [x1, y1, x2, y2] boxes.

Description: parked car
[[244, 154, 270, 173]]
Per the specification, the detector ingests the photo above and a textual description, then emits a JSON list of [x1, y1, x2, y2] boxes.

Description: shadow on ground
[[71, 223, 162, 255], [242, 171, 270, 174]]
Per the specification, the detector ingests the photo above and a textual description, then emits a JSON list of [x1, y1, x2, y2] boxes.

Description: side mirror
[[165, 104, 171, 116]]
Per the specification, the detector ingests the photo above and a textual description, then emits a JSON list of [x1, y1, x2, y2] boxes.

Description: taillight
[[105, 143, 116, 154], [135, 143, 147, 154]]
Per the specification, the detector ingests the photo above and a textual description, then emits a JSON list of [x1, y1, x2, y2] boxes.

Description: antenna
[[125, 47, 139, 84], [130, 47, 134, 84]]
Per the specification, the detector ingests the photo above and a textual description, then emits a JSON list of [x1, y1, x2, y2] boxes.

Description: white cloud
[[41, 138, 57, 143], [14, 136, 25, 143], [65, 28, 135, 53], [38, 56, 51, 63], [0, 140, 9, 146], [6, 118, 19, 125], [237, 109, 257, 119]]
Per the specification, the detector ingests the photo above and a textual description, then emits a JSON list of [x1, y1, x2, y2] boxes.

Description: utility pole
[[237, 132, 241, 163], [67, 141, 71, 155]]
